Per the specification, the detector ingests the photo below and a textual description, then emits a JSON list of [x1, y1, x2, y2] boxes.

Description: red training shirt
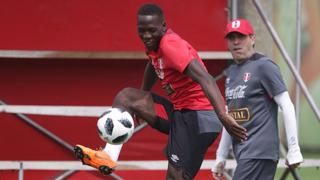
[[146, 29, 213, 110]]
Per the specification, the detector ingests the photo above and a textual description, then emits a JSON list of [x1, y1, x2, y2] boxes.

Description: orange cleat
[[74, 144, 117, 175]]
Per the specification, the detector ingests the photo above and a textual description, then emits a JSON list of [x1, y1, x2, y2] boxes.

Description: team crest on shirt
[[226, 77, 230, 84], [243, 72, 251, 82]]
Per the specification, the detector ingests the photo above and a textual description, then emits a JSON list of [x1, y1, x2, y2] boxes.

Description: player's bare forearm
[[141, 62, 158, 91], [203, 76, 247, 141], [203, 87, 247, 141], [208, 82, 227, 117], [185, 60, 247, 141]]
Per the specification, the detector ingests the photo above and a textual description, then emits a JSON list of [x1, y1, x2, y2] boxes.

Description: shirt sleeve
[[274, 91, 303, 165], [259, 60, 287, 97], [161, 37, 196, 73], [211, 127, 232, 173]]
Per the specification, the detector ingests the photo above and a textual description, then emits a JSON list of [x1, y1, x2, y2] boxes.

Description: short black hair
[[137, 3, 164, 19]]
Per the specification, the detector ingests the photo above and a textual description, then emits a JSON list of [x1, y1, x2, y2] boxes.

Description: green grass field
[[275, 152, 320, 180], [275, 167, 320, 180]]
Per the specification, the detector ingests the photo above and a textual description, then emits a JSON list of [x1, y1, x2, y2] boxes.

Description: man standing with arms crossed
[[212, 19, 303, 180], [75, 3, 247, 179]]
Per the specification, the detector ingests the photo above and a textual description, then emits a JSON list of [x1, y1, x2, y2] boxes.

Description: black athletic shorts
[[151, 93, 220, 179]]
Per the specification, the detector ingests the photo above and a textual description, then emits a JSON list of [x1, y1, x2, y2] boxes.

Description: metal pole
[[280, 167, 301, 180], [280, 168, 290, 180], [0, 100, 74, 151], [295, 0, 302, 134], [214, 70, 227, 81], [134, 122, 148, 133], [19, 162, 24, 180], [231, 0, 238, 19], [279, 143, 291, 180], [54, 170, 76, 180], [253, 0, 320, 121]]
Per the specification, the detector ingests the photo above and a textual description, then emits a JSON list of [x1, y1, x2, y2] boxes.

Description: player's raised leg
[[113, 87, 172, 133], [74, 87, 171, 175]]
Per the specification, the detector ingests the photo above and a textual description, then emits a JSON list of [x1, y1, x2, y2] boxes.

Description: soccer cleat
[[74, 144, 117, 175]]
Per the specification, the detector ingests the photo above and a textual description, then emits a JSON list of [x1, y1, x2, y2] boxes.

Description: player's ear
[[162, 21, 166, 28], [161, 21, 167, 33], [250, 34, 255, 46]]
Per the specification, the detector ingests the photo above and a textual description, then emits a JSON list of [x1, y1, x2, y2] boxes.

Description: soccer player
[[75, 4, 247, 179], [211, 19, 303, 180]]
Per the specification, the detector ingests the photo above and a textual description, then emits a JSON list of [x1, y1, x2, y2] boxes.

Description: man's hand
[[212, 160, 226, 180], [220, 114, 247, 141], [286, 161, 300, 169], [286, 147, 303, 169]]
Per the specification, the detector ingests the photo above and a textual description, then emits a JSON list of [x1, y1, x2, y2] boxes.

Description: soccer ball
[[97, 108, 134, 145]]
